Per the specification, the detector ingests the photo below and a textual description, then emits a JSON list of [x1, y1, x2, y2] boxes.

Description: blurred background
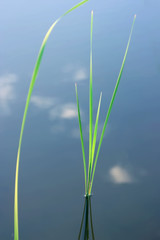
[[0, 0, 160, 239]]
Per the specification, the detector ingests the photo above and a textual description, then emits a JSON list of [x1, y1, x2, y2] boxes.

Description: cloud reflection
[[49, 103, 77, 120], [30, 95, 85, 134], [0, 73, 18, 115], [63, 64, 87, 82], [109, 165, 133, 184], [31, 95, 56, 109], [73, 68, 87, 81]]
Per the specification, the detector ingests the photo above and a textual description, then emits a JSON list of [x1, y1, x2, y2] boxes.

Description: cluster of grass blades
[[75, 11, 136, 196], [14, 1, 89, 240]]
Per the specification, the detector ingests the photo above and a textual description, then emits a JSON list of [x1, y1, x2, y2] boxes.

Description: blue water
[[1, 0, 160, 239]]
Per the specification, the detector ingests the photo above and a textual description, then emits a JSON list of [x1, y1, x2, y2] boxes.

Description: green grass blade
[[91, 92, 102, 170], [62, 0, 89, 17], [88, 92, 102, 194], [89, 14, 136, 195], [14, 1, 89, 239], [88, 10, 93, 194], [75, 84, 87, 193]]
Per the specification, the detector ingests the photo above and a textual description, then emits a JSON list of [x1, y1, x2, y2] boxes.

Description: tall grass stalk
[[75, 13, 136, 196], [14, 1, 88, 240]]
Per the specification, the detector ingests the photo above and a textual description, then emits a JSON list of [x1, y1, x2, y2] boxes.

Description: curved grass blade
[[14, 1, 89, 239], [89, 14, 136, 195], [88, 10, 93, 195], [75, 84, 87, 194]]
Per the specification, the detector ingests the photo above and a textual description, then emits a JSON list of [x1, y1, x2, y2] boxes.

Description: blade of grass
[[62, 0, 89, 17], [14, 1, 89, 239], [88, 92, 102, 194], [75, 83, 87, 193], [88, 10, 93, 194], [91, 92, 102, 171], [89, 14, 136, 195]]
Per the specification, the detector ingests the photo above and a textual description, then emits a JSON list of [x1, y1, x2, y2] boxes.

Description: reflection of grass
[[78, 196, 95, 239], [14, 1, 88, 239], [75, 12, 136, 196]]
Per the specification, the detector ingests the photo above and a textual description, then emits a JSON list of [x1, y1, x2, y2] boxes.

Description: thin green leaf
[[89, 14, 136, 195], [14, 1, 89, 239], [91, 92, 102, 171], [62, 0, 89, 17], [88, 92, 102, 194], [88, 10, 93, 194], [75, 84, 87, 193]]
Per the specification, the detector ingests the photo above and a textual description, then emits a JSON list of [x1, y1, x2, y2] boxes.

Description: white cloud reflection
[[30, 95, 84, 134], [0, 73, 18, 115], [31, 95, 55, 109], [63, 64, 87, 82], [73, 68, 87, 81], [109, 165, 133, 184], [31, 96, 78, 120], [49, 103, 77, 120]]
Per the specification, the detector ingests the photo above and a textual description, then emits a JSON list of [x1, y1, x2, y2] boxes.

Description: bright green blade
[[88, 10, 93, 194], [75, 84, 87, 193], [62, 0, 89, 17], [88, 92, 102, 194], [89, 14, 136, 195], [91, 92, 102, 171], [14, 1, 89, 239]]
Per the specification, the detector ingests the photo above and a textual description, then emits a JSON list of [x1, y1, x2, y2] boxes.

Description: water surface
[[0, 0, 160, 239]]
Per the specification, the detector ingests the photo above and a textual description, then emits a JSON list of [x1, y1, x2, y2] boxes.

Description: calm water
[[1, 0, 160, 239]]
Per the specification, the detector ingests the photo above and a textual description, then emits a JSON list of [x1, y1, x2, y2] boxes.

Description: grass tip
[[134, 14, 136, 18], [91, 10, 93, 15]]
